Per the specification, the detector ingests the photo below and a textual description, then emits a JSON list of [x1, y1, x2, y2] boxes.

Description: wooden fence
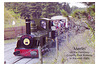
[[4, 26, 26, 40]]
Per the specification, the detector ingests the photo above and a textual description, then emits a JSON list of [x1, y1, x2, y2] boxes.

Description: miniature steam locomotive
[[13, 18, 56, 57]]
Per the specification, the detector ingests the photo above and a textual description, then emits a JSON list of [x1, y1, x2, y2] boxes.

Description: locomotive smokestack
[[25, 19, 31, 34]]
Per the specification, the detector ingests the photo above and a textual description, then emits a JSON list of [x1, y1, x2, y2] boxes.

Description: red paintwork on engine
[[21, 35, 32, 39], [15, 49, 38, 57]]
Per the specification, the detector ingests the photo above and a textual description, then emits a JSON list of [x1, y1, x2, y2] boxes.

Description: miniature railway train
[[13, 16, 68, 57], [13, 18, 56, 57]]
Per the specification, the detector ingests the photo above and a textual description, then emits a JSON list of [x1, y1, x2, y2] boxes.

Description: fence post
[[67, 29, 69, 43], [56, 37, 59, 59], [38, 46, 43, 64]]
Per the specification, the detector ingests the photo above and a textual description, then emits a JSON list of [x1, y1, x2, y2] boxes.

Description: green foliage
[[8, 9, 20, 19], [71, 9, 79, 18], [62, 3, 71, 14], [4, 2, 72, 19], [53, 59, 57, 64], [87, 5, 95, 16], [71, 6, 78, 12], [85, 22, 95, 42], [71, 4, 95, 19], [71, 9, 88, 19], [4, 8, 16, 25], [4, 39, 16, 44], [60, 9, 68, 17], [4, 7, 25, 28], [60, 9, 69, 20]]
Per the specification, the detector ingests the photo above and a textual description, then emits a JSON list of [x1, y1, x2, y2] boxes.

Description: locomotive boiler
[[13, 18, 56, 57]]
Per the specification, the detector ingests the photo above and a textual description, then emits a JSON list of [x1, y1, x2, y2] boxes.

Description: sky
[[68, 2, 87, 8]]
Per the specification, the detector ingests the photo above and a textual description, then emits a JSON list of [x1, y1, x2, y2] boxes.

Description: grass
[[4, 18, 25, 28], [4, 38, 17, 45]]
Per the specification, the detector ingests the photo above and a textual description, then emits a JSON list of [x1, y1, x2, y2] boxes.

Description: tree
[[82, 2, 95, 6], [71, 6, 78, 12], [62, 3, 71, 14], [4, 2, 70, 19]]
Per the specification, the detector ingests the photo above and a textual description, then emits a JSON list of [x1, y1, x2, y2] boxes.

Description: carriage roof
[[51, 15, 68, 20]]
